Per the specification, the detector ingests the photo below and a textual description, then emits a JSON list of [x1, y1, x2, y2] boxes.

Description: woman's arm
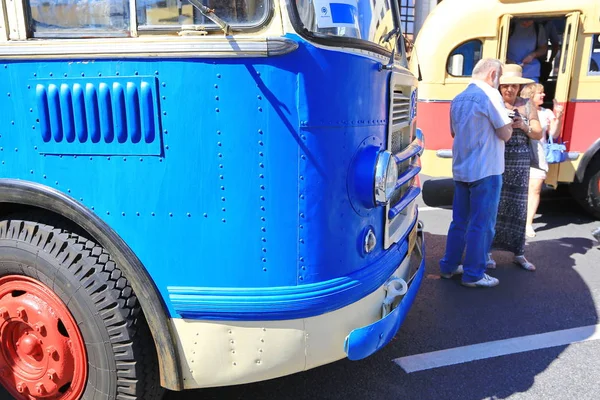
[[522, 43, 548, 65], [524, 100, 543, 140], [547, 107, 563, 139]]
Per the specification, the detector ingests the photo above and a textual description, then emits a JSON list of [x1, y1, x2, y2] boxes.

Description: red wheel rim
[[0, 276, 87, 399]]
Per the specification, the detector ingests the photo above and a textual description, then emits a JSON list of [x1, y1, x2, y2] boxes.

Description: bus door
[[555, 12, 581, 106], [497, 12, 582, 183], [554, 12, 581, 181], [497, 14, 512, 62]]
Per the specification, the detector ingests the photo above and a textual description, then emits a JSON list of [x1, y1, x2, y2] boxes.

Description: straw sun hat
[[499, 64, 535, 85]]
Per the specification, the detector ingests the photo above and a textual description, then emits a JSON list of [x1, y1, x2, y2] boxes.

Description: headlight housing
[[374, 150, 398, 206]]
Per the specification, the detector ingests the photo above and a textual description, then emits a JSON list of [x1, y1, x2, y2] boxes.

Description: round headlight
[[374, 151, 398, 205]]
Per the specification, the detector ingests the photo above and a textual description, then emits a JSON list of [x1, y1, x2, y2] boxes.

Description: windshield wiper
[[382, 27, 400, 45], [188, 0, 231, 35]]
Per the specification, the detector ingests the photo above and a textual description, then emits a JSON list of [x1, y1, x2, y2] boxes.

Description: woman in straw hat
[[488, 64, 543, 271]]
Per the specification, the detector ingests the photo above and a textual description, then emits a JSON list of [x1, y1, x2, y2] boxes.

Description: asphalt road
[[166, 177, 600, 400]]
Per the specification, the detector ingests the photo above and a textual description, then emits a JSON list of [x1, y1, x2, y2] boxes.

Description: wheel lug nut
[[36, 382, 46, 395], [34, 322, 46, 335], [46, 346, 58, 358], [16, 307, 26, 320], [0, 307, 8, 319], [16, 382, 27, 393], [47, 369, 57, 381]]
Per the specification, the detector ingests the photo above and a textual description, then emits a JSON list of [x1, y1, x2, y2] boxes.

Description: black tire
[[0, 218, 164, 400], [570, 155, 600, 219]]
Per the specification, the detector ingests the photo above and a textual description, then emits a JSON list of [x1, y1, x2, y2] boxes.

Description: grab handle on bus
[[393, 136, 424, 165]]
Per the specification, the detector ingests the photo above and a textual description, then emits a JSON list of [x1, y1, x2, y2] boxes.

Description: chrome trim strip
[[393, 137, 423, 164], [389, 185, 421, 219], [374, 150, 395, 206], [267, 37, 300, 56], [436, 149, 453, 158], [0, 37, 299, 59]]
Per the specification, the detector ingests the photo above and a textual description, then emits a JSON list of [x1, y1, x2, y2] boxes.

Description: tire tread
[[0, 218, 164, 400]]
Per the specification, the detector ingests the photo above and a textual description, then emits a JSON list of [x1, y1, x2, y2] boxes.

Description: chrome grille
[[383, 73, 421, 249]]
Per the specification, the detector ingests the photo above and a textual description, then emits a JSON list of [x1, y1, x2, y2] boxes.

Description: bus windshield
[[294, 0, 400, 52]]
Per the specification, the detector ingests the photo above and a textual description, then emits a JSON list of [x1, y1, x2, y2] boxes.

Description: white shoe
[[462, 273, 499, 288], [486, 253, 496, 269], [526, 225, 536, 238], [440, 265, 464, 279]]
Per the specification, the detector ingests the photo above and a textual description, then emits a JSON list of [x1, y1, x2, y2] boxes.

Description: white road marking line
[[418, 206, 451, 212], [394, 324, 600, 373]]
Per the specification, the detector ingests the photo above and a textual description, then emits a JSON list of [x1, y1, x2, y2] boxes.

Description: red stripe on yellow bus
[[415, 101, 452, 150], [418, 100, 599, 154], [562, 101, 600, 153]]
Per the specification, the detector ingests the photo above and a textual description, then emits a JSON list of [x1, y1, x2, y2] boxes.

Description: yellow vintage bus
[[411, 0, 600, 217]]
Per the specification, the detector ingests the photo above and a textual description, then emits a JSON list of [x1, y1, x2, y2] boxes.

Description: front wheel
[[0, 218, 163, 399], [570, 156, 600, 219]]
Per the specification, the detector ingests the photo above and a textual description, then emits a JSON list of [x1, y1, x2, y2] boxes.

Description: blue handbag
[[545, 135, 567, 164]]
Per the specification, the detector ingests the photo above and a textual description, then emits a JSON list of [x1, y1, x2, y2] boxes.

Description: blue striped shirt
[[450, 81, 512, 182]]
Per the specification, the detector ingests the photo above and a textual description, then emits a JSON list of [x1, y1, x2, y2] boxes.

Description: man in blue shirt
[[439, 58, 513, 288]]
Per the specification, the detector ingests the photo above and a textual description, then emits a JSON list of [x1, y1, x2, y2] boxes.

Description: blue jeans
[[440, 175, 502, 283]]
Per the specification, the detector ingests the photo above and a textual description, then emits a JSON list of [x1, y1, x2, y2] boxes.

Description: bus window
[[295, 0, 398, 49], [26, 0, 130, 37], [590, 34, 600, 74], [137, 0, 269, 30], [446, 40, 483, 77]]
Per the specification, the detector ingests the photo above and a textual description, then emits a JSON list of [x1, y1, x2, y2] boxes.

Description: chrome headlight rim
[[374, 150, 398, 206]]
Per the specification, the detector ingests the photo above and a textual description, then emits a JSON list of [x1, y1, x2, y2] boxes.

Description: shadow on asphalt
[[387, 231, 598, 400], [163, 229, 598, 400]]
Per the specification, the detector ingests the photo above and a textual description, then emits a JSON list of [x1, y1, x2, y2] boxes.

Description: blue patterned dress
[[492, 109, 531, 256]]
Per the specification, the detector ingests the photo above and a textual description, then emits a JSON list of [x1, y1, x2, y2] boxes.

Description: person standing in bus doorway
[[507, 18, 548, 82], [439, 58, 513, 288], [488, 65, 542, 272]]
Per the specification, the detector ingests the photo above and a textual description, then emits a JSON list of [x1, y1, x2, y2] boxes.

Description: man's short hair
[[472, 58, 503, 79]]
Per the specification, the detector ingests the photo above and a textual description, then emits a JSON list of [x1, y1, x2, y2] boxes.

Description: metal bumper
[[344, 224, 425, 361]]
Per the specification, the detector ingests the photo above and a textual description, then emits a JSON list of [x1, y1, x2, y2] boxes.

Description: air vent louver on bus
[[391, 90, 410, 130], [31, 76, 162, 156]]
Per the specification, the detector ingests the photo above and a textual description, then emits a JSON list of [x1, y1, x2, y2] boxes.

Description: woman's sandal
[[514, 256, 536, 271], [486, 253, 496, 269]]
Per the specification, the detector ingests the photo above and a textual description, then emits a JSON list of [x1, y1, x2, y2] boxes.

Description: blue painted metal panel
[[169, 217, 414, 320], [0, 37, 417, 320], [345, 238, 425, 360]]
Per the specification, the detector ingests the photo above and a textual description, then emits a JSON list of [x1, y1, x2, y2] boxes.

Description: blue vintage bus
[[0, 0, 424, 398]]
